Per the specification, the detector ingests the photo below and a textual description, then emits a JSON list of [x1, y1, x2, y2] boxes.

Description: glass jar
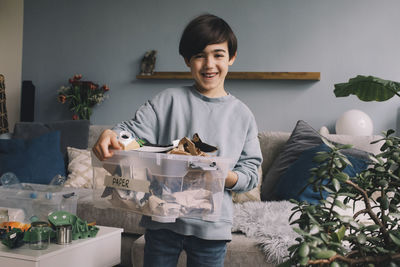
[[29, 221, 52, 250], [0, 209, 9, 224]]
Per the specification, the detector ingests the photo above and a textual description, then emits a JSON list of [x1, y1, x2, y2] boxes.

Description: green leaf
[[313, 153, 330, 163], [333, 158, 343, 168], [334, 75, 400, 102], [332, 178, 340, 192], [299, 257, 309, 266], [357, 233, 367, 244], [376, 246, 390, 254], [389, 233, 400, 246], [387, 129, 396, 136], [313, 249, 336, 259], [299, 243, 310, 257], [365, 224, 380, 232], [334, 199, 347, 210], [320, 232, 329, 243], [322, 137, 336, 149], [309, 225, 320, 235], [334, 172, 349, 182], [337, 225, 346, 241], [376, 166, 386, 172], [381, 196, 389, 210], [277, 259, 292, 267], [378, 179, 389, 189]]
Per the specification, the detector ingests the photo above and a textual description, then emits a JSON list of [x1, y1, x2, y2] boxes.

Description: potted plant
[[57, 74, 110, 120], [280, 75, 400, 266], [281, 133, 400, 266]]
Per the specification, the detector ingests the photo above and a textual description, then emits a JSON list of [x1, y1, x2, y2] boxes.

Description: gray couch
[[76, 124, 382, 267]]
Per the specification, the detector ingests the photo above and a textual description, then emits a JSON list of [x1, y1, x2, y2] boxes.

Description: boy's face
[[185, 42, 236, 97]]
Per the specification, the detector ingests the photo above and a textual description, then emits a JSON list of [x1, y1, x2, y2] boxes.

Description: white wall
[[0, 0, 23, 132]]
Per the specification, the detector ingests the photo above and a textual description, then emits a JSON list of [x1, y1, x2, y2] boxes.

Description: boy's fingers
[[92, 144, 104, 161], [110, 136, 122, 150], [92, 130, 122, 161], [100, 140, 113, 158]]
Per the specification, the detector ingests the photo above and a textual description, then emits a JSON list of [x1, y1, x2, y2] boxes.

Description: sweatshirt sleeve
[[229, 122, 263, 193], [111, 100, 159, 143]]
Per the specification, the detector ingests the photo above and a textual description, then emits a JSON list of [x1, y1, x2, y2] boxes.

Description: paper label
[[104, 175, 150, 193]]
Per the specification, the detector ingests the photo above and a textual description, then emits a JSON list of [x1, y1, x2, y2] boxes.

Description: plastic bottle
[[46, 174, 66, 193], [0, 172, 23, 189]]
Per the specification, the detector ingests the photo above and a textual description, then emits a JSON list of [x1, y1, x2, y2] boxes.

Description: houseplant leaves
[[334, 75, 400, 102]]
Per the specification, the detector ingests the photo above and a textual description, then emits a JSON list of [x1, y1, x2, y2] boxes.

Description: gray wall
[[22, 0, 400, 134]]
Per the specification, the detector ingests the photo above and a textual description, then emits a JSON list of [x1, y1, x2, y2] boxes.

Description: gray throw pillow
[[260, 120, 322, 201], [260, 120, 371, 201]]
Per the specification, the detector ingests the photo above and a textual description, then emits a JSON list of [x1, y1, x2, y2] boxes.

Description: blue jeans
[[143, 229, 227, 267]]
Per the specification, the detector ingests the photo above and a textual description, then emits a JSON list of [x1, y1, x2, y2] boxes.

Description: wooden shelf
[[136, 72, 320, 80]]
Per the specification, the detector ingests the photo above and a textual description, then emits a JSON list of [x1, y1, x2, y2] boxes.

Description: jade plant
[[280, 131, 400, 266]]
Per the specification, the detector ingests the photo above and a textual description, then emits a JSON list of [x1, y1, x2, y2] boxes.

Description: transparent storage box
[[0, 183, 79, 223], [92, 150, 231, 223]]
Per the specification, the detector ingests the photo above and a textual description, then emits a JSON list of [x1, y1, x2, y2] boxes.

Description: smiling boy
[[93, 14, 262, 267]]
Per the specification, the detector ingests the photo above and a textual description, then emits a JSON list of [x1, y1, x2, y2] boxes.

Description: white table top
[[0, 225, 123, 261]]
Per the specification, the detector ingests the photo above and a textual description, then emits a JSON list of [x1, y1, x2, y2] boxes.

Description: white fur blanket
[[232, 201, 299, 264]]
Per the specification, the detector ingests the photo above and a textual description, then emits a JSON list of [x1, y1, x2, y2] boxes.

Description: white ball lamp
[[335, 109, 374, 136]]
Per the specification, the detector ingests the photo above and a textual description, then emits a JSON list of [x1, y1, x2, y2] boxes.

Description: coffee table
[[0, 225, 123, 267]]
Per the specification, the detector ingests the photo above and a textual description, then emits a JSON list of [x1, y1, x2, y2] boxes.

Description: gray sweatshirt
[[112, 85, 262, 240]]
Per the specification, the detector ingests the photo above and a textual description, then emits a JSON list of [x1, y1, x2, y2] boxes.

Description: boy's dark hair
[[179, 14, 237, 61]]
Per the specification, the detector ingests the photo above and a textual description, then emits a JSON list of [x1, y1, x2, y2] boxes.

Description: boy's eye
[[215, 54, 224, 58], [194, 54, 205, 59]]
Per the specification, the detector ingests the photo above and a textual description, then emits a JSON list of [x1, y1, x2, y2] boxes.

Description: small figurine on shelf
[[140, 50, 157, 75]]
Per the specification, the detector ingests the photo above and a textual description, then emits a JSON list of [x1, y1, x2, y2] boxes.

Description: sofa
[[2, 120, 383, 267]]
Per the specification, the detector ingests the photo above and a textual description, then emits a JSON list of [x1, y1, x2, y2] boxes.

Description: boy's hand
[[92, 129, 121, 161], [225, 171, 238, 189]]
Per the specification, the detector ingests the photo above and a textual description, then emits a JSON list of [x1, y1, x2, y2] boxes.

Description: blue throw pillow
[[0, 131, 66, 184], [273, 143, 368, 204]]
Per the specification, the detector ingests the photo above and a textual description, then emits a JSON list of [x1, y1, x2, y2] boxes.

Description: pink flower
[[72, 114, 79, 120]]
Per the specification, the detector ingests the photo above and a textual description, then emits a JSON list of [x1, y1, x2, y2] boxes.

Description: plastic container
[[0, 172, 23, 190], [92, 150, 231, 222], [0, 183, 79, 223]]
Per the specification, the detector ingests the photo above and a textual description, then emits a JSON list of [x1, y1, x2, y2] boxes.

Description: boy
[[93, 14, 262, 267]]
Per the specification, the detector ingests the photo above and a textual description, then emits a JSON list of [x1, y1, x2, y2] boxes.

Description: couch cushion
[[261, 120, 321, 201], [274, 143, 368, 204], [64, 147, 109, 189], [0, 131, 66, 184], [13, 120, 90, 166], [320, 131, 383, 156], [260, 120, 382, 201]]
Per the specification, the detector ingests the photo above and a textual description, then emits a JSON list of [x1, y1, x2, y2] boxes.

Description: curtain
[[0, 74, 9, 134]]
